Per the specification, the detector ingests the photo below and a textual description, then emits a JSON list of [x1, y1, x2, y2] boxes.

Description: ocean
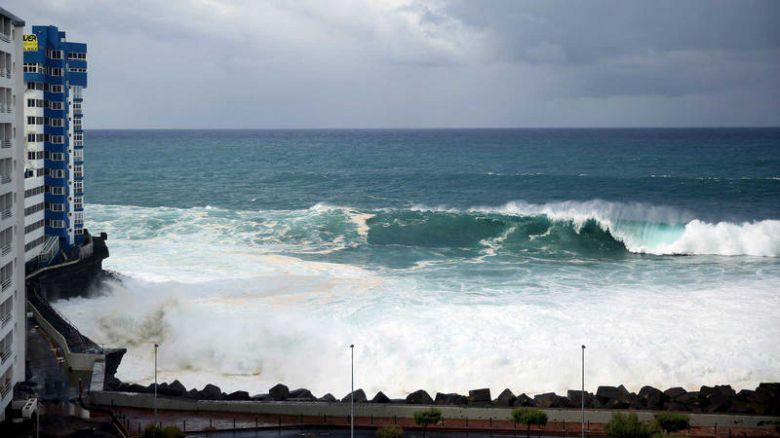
[[54, 128, 780, 398]]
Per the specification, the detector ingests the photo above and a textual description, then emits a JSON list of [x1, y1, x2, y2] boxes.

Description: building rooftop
[[0, 6, 25, 26]]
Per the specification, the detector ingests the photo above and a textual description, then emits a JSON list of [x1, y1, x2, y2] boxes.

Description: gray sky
[[6, 0, 780, 128]]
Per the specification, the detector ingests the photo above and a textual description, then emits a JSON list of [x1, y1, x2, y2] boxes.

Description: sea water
[[54, 128, 780, 398]]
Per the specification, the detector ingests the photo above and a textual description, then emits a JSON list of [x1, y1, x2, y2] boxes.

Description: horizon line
[[84, 126, 780, 131]]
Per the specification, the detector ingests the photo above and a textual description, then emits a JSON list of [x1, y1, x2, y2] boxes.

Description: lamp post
[[350, 344, 354, 438], [581, 344, 586, 438], [154, 343, 159, 432]]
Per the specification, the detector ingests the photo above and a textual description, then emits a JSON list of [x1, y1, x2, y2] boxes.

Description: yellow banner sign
[[23, 34, 38, 52]]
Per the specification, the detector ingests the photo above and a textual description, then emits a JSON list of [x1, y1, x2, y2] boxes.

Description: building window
[[24, 203, 45, 216], [49, 67, 64, 77], [74, 165, 83, 178], [47, 169, 65, 178], [49, 101, 63, 110], [50, 118, 64, 128], [68, 67, 87, 73], [49, 84, 64, 93], [74, 181, 83, 193], [25, 236, 46, 251], [25, 219, 45, 234], [47, 186, 65, 195], [0, 261, 12, 290], [67, 52, 86, 60], [46, 220, 65, 229], [46, 202, 65, 212], [50, 135, 64, 144], [74, 150, 83, 162], [74, 197, 83, 210], [47, 49, 63, 59], [23, 63, 45, 73], [24, 185, 45, 198]]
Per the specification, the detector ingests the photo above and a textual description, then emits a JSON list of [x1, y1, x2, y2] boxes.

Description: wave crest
[[86, 201, 780, 258]]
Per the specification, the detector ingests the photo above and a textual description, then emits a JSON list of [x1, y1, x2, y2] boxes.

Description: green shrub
[[376, 424, 404, 438], [654, 412, 690, 434], [511, 408, 548, 438], [604, 413, 659, 438], [413, 408, 442, 437], [142, 425, 185, 438]]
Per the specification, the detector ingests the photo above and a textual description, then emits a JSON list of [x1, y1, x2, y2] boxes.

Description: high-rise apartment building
[[23, 25, 87, 267], [0, 6, 27, 423]]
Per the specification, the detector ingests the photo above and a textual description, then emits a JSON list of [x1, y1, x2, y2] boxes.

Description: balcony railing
[[0, 381, 10, 398], [0, 140, 10, 149], [0, 33, 9, 43], [0, 312, 9, 328], [0, 176, 10, 185], [1, 210, 10, 220], [0, 351, 11, 365], [1, 245, 9, 256], [0, 278, 10, 291]]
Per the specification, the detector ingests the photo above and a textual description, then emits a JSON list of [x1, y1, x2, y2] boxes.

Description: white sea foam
[[468, 200, 780, 257], [57, 202, 780, 398]]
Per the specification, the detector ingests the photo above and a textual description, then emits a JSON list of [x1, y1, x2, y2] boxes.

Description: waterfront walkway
[[108, 405, 777, 438]]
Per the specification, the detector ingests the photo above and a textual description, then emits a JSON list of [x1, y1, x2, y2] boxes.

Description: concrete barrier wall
[[90, 391, 780, 428], [28, 300, 103, 371]]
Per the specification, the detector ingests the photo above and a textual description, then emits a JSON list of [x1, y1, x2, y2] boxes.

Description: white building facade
[[0, 7, 28, 423]]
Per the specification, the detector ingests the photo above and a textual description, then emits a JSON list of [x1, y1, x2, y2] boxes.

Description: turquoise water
[[55, 128, 780, 398]]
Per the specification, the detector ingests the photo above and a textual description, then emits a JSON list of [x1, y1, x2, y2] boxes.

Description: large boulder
[[754, 383, 780, 416], [167, 380, 187, 397], [318, 393, 337, 402], [269, 384, 290, 401], [289, 388, 316, 401], [638, 386, 664, 410], [200, 384, 224, 400], [225, 390, 250, 401], [494, 388, 516, 406], [699, 385, 735, 412], [435, 392, 468, 405], [513, 393, 535, 407], [372, 391, 391, 403], [663, 387, 687, 400], [567, 390, 593, 408], [406, 389, 434, 405], [596, 385, 631, 405], [468, 388, 491, 405], [341, 389, 367, 403], [534, 392, 569, 408]]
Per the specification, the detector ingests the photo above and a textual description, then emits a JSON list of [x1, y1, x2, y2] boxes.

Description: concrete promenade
[[91, 391, 780, 437]]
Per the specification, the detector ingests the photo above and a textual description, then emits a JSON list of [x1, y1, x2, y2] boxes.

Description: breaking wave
[[86, 200, 780, 259]]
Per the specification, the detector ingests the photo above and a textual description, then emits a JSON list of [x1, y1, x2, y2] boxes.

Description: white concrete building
[[0, 7, 27, 423]]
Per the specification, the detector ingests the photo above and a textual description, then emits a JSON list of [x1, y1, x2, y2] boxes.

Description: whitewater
[[53, 128, 779, 399], [53, 200, 780, 398]]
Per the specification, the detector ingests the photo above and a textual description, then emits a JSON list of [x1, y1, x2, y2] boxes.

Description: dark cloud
[[3, 0, 779, 128]]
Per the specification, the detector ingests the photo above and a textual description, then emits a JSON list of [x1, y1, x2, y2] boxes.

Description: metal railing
[[1, 245, 9, 256], [0, 351, 10, 364], [0, 382, 10, 398], [0, 312, 9, 328], [0, 33, 9, 43], [0, 278, 9, 291], [0, 176, 10, 185], [1, 209, 10, 219], [0, 140, 10, 149]]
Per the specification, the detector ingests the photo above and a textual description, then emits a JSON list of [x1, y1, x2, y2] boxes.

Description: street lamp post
[[581, 344, 586, 438], [154, 343, 159, 431], [350, 344, 354, 438]]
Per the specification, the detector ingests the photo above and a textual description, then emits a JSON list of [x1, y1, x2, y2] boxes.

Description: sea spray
[[47, 201, 780, 398]]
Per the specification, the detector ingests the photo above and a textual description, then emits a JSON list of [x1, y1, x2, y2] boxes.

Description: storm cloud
[[5, 0, 779, 128]]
